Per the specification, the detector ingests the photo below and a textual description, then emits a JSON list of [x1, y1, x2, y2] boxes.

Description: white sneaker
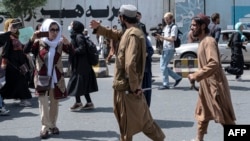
[[0, 107, 10, 115], [19, 100, 32, 107]]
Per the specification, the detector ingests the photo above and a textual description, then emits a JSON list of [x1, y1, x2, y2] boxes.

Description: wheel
[[181, 53, 197, 59]]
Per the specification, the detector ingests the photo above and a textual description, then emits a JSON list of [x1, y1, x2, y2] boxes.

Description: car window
[[220, 32, 232, 44], [243, 32, 250, 43], [220, 31, 250, 44]]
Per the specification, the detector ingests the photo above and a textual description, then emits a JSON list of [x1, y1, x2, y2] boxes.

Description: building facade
[[0, 0, 249, 44]]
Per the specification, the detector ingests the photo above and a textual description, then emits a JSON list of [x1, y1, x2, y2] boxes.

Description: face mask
[[68, 26, 73, 33]]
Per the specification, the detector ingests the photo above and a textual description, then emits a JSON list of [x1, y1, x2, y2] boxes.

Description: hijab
[[40, 19, 62, 86], [70, 20, 84, 39], [235, 22, 246, 41]]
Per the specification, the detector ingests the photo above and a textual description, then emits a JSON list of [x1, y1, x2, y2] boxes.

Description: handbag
[[19, 63, 29, 75], [36, 75, 52, 91], [36, 62, 54, 91]]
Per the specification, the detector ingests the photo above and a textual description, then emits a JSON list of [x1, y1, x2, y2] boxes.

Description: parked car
[[173, 30, 250, 68]]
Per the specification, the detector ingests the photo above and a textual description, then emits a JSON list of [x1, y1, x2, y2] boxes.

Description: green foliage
[[1, 0, 47, 18]]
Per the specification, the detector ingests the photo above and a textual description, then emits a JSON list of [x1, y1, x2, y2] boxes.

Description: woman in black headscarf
[[67, 20, 98, 111]]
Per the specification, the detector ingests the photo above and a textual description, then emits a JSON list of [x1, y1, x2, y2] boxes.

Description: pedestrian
[[90, 4, 165, 141], [24, 18, 73, 139], [0, 62, 9, 116], [225, 22, 248, 81], [208, 12, 221, 43], [154, 23, 164, 55], [137, 11, 147, 35], [105, 25, 119, 65], [187, 13, 236, 141], [83, 28, 90, 39], [0, 18, 32, 107], [0, 32, 10, 115], [137, 11, 154, 107], [67, 20, 98, 111], [0, 95, 9, 116], [155, 12, 182, 90]]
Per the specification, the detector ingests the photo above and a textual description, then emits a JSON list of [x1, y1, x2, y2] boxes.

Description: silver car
[[173, 30, 250, 68]]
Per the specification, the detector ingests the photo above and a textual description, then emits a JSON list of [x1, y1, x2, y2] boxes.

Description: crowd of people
[[0, 3, 247, 141]]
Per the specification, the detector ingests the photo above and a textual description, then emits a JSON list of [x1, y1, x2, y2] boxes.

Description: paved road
[[0, 55, 250, 141]]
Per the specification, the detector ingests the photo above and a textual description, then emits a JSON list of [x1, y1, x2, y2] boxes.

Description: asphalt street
[[0, 54, 250, 141]]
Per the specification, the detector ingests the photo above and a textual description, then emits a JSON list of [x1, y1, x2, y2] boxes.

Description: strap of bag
[[7, 60, 21, 72]]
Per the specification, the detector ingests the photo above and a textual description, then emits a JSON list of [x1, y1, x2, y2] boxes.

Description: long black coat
[[0, 35, 31, 99], [67, 21, 98, 96]]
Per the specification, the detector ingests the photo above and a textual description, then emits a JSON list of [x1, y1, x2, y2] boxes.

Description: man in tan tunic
[[188, 14, 236, 141], [90, 4, 165, 141]]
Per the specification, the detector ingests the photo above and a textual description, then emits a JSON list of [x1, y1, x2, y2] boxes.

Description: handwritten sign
[[19, 27, 34, 44]]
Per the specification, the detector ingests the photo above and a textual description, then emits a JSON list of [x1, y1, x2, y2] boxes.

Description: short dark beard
[[120, 21, 127, 32], [192, 28, 202, 37]]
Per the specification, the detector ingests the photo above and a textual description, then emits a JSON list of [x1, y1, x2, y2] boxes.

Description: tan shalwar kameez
[[191, 36, 236, 139], [96, 26, 165, 141]]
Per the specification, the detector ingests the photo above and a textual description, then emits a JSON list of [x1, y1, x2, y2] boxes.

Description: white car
[[173, 30, 250, 68]]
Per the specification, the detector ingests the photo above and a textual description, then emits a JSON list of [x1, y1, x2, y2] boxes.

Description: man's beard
[[120, 21, 127, 32], [192, 28, 202, 37]]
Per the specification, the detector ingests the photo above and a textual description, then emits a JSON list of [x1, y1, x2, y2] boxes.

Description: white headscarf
[[40, 19, 62, 87]]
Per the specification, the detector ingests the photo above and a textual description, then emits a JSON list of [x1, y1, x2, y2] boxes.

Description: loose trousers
[[38, 88, 58, 132]]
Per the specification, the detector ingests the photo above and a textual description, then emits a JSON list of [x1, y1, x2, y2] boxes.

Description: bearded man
[[90, 4, 165, 141], [188, 14, 236, 141]]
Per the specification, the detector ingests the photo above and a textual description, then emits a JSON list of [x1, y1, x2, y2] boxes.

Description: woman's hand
[[30, 31, 39, 41]]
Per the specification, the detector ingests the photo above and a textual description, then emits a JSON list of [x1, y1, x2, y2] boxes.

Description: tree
[[1, 0, 47, 25]]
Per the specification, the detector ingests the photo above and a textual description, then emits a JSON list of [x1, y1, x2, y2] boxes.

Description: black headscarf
[[70, 20, 85, 47], [68, 21, 85, 65], [71, 20, 84, 36]]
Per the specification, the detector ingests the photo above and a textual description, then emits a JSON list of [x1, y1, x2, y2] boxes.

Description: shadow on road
[[229, 85, 250, 91], [52, 130, 119, 141], [0, 130, 120, 141], [155, 119, 194, 129]]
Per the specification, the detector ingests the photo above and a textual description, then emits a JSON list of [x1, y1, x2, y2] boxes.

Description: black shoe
[[158, 85, 169, 90], [50, 127, 59, 134], [40, 130, 49, 139], [173, 78, 182, 87]]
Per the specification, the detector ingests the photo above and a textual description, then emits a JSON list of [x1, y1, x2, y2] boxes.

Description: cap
[[119, 4, 137, 18], [196, 13, 210, 25]]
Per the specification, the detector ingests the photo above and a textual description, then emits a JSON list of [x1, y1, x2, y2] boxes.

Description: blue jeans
[[160, 48, 181, 86]]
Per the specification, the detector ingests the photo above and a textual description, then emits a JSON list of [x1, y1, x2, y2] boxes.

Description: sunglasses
[[49, 28, 59, 32]]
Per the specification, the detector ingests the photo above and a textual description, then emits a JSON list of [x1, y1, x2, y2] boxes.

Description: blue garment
[[142, 36, 154, 107], [235, 22, 246, 41], [160, 48, 181, 86], [0, 95, 3, 107]]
